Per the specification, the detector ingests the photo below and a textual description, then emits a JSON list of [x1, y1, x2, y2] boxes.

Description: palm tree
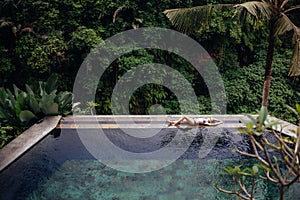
[[164, 0, 300, 108]]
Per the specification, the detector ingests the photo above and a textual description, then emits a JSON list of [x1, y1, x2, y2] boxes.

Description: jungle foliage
[[0, 0, 299, 139], [163, 0, 300, 112], [0, 74, 73, 147]]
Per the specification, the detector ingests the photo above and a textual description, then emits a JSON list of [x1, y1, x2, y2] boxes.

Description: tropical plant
[[163, 0, 300, 108], [0, 74, 73, 126], [0, 74, 74, 147], [216, 106, 300, 200]]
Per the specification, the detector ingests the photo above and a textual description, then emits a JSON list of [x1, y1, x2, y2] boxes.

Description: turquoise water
[[0, 129, 299, 200], [28, 159, 223, 199], [23, 159, 298, 200]]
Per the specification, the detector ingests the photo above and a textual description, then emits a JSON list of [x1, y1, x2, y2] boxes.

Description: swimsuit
[[193, 118, 207, 125]]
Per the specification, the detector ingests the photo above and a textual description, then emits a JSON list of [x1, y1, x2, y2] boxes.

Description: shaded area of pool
[[0, 128, 299, 200]]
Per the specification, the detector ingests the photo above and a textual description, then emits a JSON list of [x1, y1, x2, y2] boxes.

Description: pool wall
[[0, 116, 61, 172], [1, 114, 297, 172]]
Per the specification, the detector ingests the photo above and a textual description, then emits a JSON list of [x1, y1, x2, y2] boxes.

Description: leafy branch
[[216, 106, 300, 200]]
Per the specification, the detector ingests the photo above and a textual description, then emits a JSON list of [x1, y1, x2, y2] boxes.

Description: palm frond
[[234, 1, 274, 22], [293, 28, 300, 44], [284, 5, 300, 14], [280, 0, 290, 10], [289, 28, 300, 76], [0, 19, 13, 28], [274, 13, 294, 36], [113, 6, 126, 23], [163, 4, 233, 34], [163, 1, 275, 34]]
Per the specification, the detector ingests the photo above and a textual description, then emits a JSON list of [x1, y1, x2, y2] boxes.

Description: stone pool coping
[[58, 115, 298, 138], [0, 116, 61, 172], [0, 114, 297, 173], [57, 114, 245, 129]]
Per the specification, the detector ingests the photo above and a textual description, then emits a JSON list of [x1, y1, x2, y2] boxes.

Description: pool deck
[[0, 114, 298, 173]]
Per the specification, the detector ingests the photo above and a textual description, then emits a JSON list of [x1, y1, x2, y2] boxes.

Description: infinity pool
[[0, 127, 298, 200]]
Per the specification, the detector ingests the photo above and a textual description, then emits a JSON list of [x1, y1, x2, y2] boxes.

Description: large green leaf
[[15, 92, 28, 116], [29, 95, 40, 114], [45, 74, 58, 94], [19, 110, 37, 123], [13, 84, 20, 98], [259, 105, 268, 126], [55, 91, 73, 115], [40, 93, 58, 115], [41, 103, 59, 115], [56, 91, 72, 105], [6, 89, 16, 107], [25, 84, 35, 95], [39, 81, 46, 97]]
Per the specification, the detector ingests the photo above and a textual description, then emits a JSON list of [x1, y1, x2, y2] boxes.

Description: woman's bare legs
[[169, 116, 195, 126]]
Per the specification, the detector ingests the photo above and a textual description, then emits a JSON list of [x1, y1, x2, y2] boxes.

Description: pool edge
[[58, 115, 298, 138], [0, 114, 297, 173], [0, 115, 61, 172]]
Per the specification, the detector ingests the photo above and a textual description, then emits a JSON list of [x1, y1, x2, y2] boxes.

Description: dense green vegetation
[[0, 0, 299, 146], [164, 0, 300, 112], [0, 74, 73, 147]]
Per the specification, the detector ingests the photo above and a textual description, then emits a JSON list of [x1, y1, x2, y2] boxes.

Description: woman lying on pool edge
[[168, 116, 222, 126]]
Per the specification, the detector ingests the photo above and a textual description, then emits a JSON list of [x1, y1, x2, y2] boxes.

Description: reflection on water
[[0, 128, 298, 200]]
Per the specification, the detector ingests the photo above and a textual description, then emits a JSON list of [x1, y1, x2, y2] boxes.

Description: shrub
[[0, 74, 74, 147]]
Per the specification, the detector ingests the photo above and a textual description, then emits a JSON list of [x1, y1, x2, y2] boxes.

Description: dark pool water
[[0, 128, 299, 200]]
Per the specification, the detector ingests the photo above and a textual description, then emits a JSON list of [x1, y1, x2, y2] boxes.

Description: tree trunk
[[279, 185, 284, 200], [261, 21, 276, 107]]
